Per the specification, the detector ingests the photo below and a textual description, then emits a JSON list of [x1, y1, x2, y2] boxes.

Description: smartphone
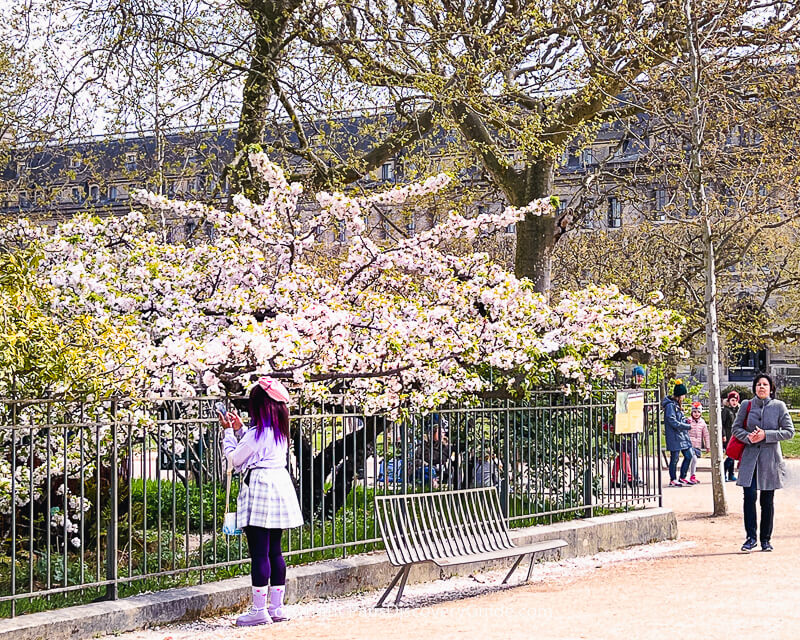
[[214, 401, 228, 418]]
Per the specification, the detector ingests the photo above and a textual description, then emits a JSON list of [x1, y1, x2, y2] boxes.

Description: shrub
[[777, 385, 800, 408], [721, 384, 752, 401]]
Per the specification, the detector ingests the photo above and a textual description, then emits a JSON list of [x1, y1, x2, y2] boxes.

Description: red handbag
[[725, 401, 751, 461]]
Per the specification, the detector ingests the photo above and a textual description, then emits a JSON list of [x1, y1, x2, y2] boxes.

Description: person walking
[[732, 373, 794, 553], [687, 402, 710, 484], [721, 391, 739, 481], [662, 380, 694, 487], [221, 377, 304, 626]]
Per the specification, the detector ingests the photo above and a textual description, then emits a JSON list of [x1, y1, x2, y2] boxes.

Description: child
[[687, 402, 710, 484], [221, 377, 304, 626]]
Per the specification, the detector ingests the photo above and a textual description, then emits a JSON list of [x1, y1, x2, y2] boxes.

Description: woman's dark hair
[[248, 384, 290, 442], [752, 372, 776, 398]]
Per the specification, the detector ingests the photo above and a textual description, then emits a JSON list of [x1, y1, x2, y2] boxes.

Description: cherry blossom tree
[[2, 150, 684, 409], [1, 152, 685, 531]]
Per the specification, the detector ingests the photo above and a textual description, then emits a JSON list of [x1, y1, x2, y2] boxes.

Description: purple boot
[[268, 585, 288, 622], [236, 587, 272, 627]]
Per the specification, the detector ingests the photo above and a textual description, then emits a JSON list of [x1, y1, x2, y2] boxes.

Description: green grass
[[780, 419, 800, 457]]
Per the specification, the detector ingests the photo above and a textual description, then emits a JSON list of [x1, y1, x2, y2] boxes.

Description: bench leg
[[525, 554, 537, 582], [376, 566, 410, 608], [394, 565, 411, 605], [501, 554, 526, 584]]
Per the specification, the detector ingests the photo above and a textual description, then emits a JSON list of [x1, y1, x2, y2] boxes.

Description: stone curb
[[0, 507, 677, 640]]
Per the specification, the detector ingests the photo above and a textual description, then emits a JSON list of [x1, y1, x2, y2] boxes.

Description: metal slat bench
[[374, 487, 568, 607]]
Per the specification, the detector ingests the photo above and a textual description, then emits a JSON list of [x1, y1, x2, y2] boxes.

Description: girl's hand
[[220, 410, 244, 431], [748, 428, 766, 443]]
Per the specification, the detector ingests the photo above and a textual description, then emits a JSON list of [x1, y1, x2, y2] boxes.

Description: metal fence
[[0, 388, 661, 617]]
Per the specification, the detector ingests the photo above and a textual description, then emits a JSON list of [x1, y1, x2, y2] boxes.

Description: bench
[[374, 487, 568, 607]]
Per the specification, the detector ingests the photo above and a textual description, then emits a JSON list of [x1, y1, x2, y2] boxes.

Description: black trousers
[[743, 467, 774, 543], [724, 456, 735, 477]]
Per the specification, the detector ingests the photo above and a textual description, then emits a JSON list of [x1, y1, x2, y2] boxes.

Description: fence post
[[583, 393, 593, 518], [500, 400, 510, 519], [656, 387, 663, 508], [106, 399, 119, 601]]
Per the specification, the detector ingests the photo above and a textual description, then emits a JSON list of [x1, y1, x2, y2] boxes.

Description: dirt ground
[[104, 460, 800, 640]]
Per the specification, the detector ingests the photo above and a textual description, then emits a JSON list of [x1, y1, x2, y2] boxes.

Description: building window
[[89, 185, 100, 201], [654, 188, 667, 221], [17, 162, 28, 178], [608, 197, 622, 228], [71, 187, 83, 203], [19, 191, 30, 207], [621, 138, 634, 154], [581, 147, 595, 166], [728, 348, 767, 381], [406, 218, 416, 235], [567, 147, 580, 168], [124, 152, 138, 171], [336, 222, 346, 243], [380, 161, 395, 182], [688, 194, 698, 217], [184, 219, 197, 240], [738, 125, 750, 146], [69, 156, 83, 170], [108, 185, 118, 201]]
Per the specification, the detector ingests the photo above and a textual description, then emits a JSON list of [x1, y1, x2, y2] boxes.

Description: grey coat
[[732, 396, 794, 490]]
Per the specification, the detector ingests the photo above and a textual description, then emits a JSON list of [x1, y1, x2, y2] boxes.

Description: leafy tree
[[0, 246, 133, 399], [554, 0, 800, 515]]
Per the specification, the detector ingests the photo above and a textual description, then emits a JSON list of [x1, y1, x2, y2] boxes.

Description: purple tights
[[244, 526, 286, 587]]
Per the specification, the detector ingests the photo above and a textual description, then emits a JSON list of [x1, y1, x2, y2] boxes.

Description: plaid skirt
[[236, 467, 304, 530]]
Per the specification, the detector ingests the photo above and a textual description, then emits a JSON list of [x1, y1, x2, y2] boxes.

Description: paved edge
[[0, 507, 677, 640]]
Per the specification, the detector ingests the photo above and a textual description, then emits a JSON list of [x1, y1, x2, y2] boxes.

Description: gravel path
[[100, 459, 800, 640]]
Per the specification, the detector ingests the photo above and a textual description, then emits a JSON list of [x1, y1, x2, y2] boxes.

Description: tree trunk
[[228, 2, 299, 201], [293, 415, 386, 521], [685, 0, 727, 515], [512, 159, 556, 294], [703, 220, 727, 515]]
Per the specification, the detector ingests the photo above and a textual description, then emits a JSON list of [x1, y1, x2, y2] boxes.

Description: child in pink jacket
[[687, 402, 710, 484]]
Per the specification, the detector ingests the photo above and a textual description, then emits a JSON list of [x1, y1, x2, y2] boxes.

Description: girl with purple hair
[[221, 377, 304, 626]]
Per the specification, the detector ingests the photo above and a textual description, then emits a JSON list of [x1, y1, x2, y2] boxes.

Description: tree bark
[[703, 219, 727, 515], [228, 1, 301, 201], [293, 415, 386, 521], [684, 0, 727, 515], [512, 159, 556, 294], [448, 101, 557, 292]]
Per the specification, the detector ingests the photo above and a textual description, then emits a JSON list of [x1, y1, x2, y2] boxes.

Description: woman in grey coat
[[731, 373, 794, 552]]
